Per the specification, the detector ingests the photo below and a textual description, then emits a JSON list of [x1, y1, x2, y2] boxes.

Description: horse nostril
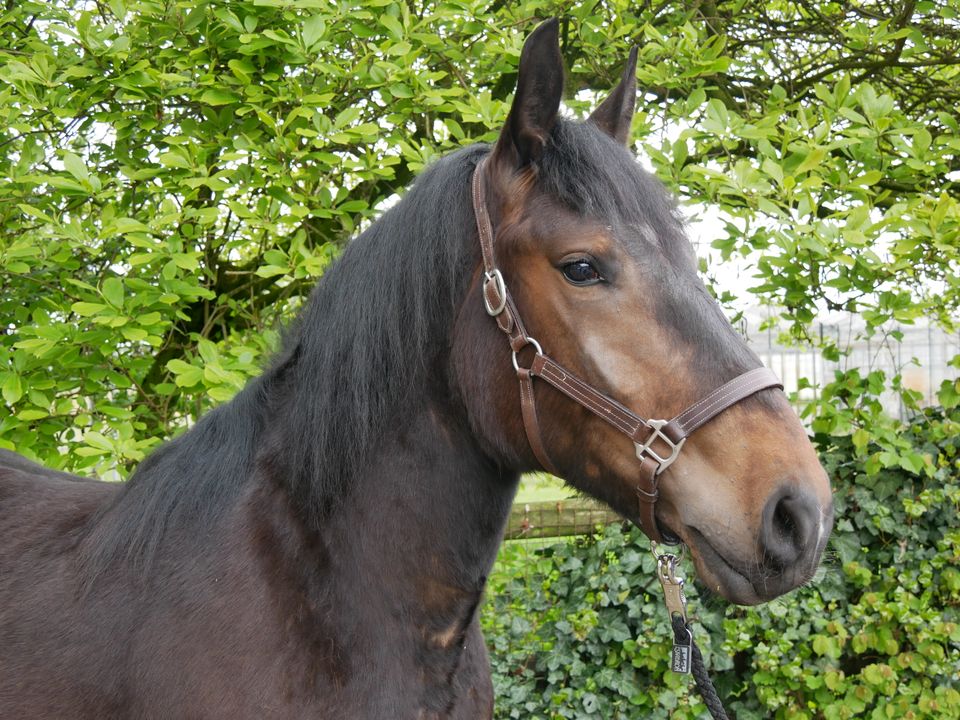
[[760, 488, 819, 569], [774, 500, 797, 542]]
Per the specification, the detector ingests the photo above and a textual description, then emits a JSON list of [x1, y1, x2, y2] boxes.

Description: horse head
[[453, 20, 833, 605]]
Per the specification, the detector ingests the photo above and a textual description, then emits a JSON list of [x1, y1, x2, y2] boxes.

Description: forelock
[[536, 119, 692, 268]]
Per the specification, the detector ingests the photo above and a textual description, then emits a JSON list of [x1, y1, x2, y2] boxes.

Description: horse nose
[[759, 487, 820, 569]]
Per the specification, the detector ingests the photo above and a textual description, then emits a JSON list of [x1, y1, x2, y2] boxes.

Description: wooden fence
[[505, 498, 622, 540]]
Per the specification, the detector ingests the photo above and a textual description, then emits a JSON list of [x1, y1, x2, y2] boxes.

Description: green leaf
[[17, 408, 48, 421], [82, 431, 114, 452], [302, 14, 326, 48], [197, 338, 218, 364], [157, 151, 192, 169], [228, 59, 255, 82], [380, 15, 403, 39], [71, 302, 106, 317], [101, 277, 124, 308], [167, 359, 204, 387], [114, 218, 150, 234], [795, 147, 827, 175], [121, 326, 148, 342], [386, 41, 411, 56], [199, 88, 239, 106], [62, 151, 89, 181], [2, 374, 23, 404], [855, 170, 883, 186], [812, 635, 828, 655], [254, 264, 288, 278], [18, 203, 52, 222], [852, 428, 870, 451], [898, 452, 924, 475]]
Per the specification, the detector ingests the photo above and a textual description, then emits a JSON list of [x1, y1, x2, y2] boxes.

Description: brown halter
[[471, 158, 783, 543]]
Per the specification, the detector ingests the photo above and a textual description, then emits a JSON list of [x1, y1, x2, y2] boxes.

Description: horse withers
[[0, 19, 833, 719]]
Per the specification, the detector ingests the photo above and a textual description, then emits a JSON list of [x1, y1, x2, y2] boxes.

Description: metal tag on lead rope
[[671, 624, 692, 674], [653, 544, 692, 674]]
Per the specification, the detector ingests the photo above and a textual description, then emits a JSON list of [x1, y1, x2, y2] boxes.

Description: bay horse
[[0, 20, 833, 719]]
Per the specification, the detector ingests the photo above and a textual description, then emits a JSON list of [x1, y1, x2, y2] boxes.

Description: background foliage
[[483, 411, 960, 719], [1, 0, 958, 717], [2, 0, 958, 473]]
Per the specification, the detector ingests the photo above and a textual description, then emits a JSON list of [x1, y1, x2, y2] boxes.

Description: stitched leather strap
[[531, 356, 781, 447], [517, 369, 559, 475], [636, 455, 661, 543], [670, 366, 781, 437], [531, 354, 645, 438], [470, 158, 783, 542]]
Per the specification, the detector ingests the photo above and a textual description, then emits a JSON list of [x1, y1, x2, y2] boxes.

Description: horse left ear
[[588, 46, 638, 146], [491, 19, 564, 171]]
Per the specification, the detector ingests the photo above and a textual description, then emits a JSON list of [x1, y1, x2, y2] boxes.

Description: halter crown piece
[[471, 157, 783, 542]]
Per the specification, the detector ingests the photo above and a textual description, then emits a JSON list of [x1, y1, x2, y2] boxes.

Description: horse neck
[[251, 394, 519, 655]]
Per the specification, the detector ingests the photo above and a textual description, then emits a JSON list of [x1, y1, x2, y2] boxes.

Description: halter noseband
[[471, 158, 783, 543]]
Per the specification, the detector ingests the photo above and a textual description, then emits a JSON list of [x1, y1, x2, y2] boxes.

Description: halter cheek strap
[[471, 158, 782, 542]]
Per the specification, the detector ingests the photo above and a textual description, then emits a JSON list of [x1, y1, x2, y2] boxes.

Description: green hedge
[[482, 409, 960, 719]]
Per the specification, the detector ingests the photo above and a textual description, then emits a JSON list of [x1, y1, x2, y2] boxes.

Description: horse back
[[0, 450, 130, 717], [0, 449, 118, 554]]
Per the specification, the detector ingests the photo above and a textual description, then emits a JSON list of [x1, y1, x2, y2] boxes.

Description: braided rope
[[671, 615, 730, 720]]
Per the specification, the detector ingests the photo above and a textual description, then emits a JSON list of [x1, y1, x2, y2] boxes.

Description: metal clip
[[656, 553, 687, 622], [654, 547, 692, 674]]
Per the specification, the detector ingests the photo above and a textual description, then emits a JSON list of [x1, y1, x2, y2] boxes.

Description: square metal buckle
[[634, 419, 685, 474]]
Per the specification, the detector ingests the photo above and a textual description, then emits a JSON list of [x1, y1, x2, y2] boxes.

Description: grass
[[514, 472, 574, 503]]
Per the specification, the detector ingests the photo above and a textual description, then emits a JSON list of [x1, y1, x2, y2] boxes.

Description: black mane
[[268, 143, 488, 528], [80, 119, 734, 573], [82, 143, 486, 571]]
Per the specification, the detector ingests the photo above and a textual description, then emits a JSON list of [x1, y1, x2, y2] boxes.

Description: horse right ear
[[588, 46, 638, 146], [490, 19, 564, 173]]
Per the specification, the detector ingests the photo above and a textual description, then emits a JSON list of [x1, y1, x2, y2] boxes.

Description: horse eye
[[562, 260, 602, 285]]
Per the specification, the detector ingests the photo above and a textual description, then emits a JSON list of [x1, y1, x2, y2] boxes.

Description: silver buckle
[[635, 419, 685, 474], [482, 269, 507, 316]]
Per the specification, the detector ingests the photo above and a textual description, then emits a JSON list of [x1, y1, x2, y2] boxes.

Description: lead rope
[[653, 544, 730, 720]]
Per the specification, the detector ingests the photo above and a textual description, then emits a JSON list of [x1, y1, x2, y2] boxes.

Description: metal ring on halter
[[650, 540, 686, 563], [482, 269, 507, 316], [511, 336, 543, 372]]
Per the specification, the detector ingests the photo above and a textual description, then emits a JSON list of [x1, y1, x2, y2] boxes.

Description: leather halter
[[471, 157, 783, 543]]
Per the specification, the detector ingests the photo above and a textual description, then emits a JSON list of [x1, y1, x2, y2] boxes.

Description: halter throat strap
[[470, 158, 782, 542]]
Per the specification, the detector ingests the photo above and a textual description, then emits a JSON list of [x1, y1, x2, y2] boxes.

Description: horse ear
[[491, 19, 564, 171], [588, 46, 638, 146]]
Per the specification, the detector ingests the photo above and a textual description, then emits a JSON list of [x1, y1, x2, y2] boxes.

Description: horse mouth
[[655, 519, 682, 546], [647, 519, 760, 603], [683, 527, 767, 605]]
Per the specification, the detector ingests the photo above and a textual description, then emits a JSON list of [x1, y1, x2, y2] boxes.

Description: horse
[[0, 19, 833, 719]]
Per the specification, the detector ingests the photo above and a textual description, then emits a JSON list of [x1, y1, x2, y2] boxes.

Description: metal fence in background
[[747, 318, 960, 421]]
